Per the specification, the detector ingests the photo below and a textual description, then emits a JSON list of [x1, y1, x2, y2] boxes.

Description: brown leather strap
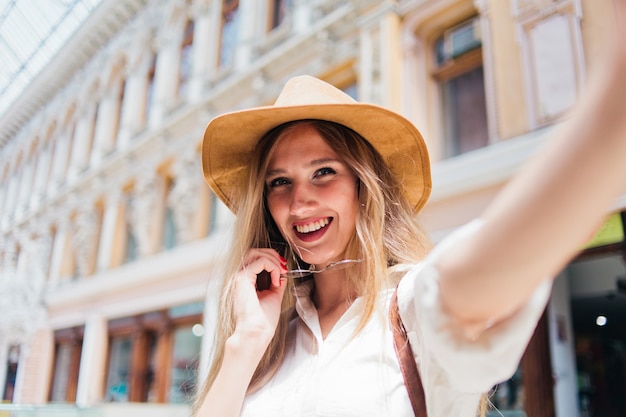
[[390, 289, 428, 416]]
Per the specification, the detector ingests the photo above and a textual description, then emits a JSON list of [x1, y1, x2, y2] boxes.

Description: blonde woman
[[194, 2, 626, 415]]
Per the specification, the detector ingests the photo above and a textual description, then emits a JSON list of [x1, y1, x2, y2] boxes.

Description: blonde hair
[[193, 120, 432, 413]]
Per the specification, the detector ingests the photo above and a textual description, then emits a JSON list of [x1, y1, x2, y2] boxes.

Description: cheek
[[266, 195, 286, 222]]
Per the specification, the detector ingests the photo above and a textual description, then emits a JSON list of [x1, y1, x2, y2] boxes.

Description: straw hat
[[202, 75, 431, 213]]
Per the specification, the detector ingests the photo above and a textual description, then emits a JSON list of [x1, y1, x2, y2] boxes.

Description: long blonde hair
[[193, 120, 432, 413]]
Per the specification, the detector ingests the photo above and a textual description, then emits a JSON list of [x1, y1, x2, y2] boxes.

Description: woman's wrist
[[226, 327, 272, 362]]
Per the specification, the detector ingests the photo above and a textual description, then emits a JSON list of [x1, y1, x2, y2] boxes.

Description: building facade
[[0, 0, 624, 416]]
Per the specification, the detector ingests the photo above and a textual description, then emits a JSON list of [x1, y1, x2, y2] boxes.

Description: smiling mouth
[[294, 218, 331, 234]]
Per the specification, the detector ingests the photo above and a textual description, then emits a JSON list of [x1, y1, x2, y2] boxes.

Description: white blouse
[[240, 222, 552, 417]]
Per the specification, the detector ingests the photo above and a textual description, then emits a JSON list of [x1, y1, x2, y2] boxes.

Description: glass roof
[[0, 0, 104, 117]]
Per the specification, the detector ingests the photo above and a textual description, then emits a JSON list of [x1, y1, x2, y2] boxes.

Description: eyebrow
[[265, 157, 342, 178]]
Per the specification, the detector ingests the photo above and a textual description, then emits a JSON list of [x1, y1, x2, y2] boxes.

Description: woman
[[194, 2, 626, 415]]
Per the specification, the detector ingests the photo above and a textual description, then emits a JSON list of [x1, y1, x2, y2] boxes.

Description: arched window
[[269, 0, 292, 30], [220, 0, 240, 67], [433, 16, 488, 158], [179, 20, 195, 99]]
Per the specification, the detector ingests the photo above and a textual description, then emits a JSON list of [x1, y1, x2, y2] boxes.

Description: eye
[[313, 167, 336, 178], [267, 177, 290, 188]]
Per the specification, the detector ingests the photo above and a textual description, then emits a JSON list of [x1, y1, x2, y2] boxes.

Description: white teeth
[[296, 218, 330, 234]]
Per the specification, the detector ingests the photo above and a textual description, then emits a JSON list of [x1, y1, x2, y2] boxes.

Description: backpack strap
[[390, 289, 428, 416]]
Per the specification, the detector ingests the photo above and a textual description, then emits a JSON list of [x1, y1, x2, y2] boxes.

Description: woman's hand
[[194, 250, 288, 417], [230, 248, 289, 348]]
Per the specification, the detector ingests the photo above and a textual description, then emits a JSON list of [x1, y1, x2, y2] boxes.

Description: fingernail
[[279, 255, 287, 264]]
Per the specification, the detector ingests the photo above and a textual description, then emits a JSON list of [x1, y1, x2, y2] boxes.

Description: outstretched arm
[[437, 0, 626, 334]]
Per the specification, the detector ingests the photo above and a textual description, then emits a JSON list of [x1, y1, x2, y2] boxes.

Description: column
[[233, 0, 258, 71], [1, 173, 18, 228], [117, 67, 148, 147], [292, 0, 313, 33], [48, 219, 74, 286], [359, 26, 375, 103], [473, 0, 498, 141], [68, 104, 97, 181], [12, 329, 54, 404], [29, 144, 52, 211], [206, 0, 222, 72], [96, 191, 126, 271], [378, 8, 402, 111], [188, 2, 212, 103], [48, 127, 72, 196], [76, 315, 107, 407], [91, 89, 121, 165], [15, 158, 35, 218], [149, 35, 180, 127]]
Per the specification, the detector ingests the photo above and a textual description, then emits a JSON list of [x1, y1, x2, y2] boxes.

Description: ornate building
[[0, 0, 623, 416]]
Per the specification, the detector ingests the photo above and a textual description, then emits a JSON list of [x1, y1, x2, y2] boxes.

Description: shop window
[[269, 0, 292, 30], [220, 0, 240, 68], [168, 325, 201, 403], [49, 328, 83, 402], [488, 366, 524, 416], [104, 304, 203, 403], [179, 20, 194, 99], [105, 335, 132, 402], [433, 16, 488, 158], [2, 345, 19, 402]]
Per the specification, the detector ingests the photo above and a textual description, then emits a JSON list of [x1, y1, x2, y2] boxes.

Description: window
[[488, 366, 524, 416], [220, 0, 240, 68], [163, 206, 177, 250], [168, 325, 201, 403], [49, 328, 83, 402], [269, 0, 292, 30], [145, 55, 157, 125], [2, 345, 19, 402], [104, 304, 203, 403], [433, 16, 488, 158], [113, 78, 125, 146], [125, 226, 138, 263], [342, 83, 358, 100], [105, 334, 132, 402], [162, 177, 177, 249], [179, 20, 194, 99]]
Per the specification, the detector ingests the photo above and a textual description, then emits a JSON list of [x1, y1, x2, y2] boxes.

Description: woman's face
[[265, 123, 359, 267]]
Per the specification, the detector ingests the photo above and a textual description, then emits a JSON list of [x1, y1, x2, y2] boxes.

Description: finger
[[242, 248, 285, 268], [240, 255, 286, 287]]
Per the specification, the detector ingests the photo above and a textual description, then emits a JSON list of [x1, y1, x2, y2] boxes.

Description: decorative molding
[[167, 150, 202, 244], [71, 210, 99, 278], [128, 175, 160, 257]]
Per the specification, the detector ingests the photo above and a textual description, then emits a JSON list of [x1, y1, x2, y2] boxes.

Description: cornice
[[0, 0, 149, 150]]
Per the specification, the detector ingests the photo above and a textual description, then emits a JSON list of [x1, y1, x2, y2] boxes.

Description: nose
[[289, 181, 316, 215]]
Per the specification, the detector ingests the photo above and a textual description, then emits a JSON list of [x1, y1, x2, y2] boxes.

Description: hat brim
[[202, 102, 431, 214]]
